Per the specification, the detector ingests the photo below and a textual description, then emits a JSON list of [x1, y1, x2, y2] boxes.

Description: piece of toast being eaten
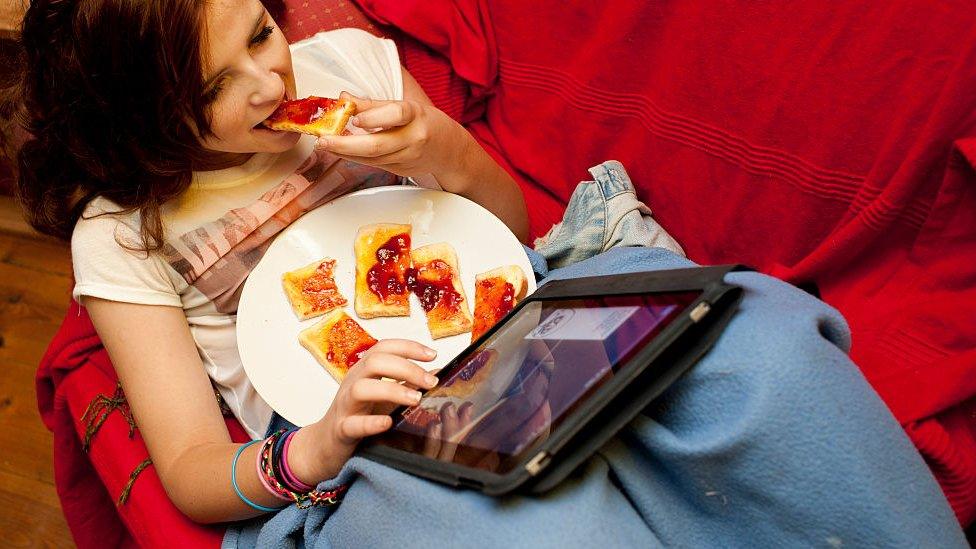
[[407, 242, 473, 339], [471, 265, 529, 342], [299, 308, 378, 383], [354, 223, 412, 319], [261, 96, 356, 136], [281, 258, 347, 320]]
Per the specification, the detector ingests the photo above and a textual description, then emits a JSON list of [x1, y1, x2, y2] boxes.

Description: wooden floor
[[0, 226, 77, 546]]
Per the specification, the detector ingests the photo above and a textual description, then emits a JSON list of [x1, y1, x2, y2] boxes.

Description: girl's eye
[[204, 78, 226, 104], [250, 25, 275, 46], [203, 23, 274, 103]]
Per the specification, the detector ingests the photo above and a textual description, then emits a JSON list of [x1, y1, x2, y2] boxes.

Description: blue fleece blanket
[[224, 247, 965, 548]]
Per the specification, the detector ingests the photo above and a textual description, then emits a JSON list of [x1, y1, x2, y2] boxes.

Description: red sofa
[[37, 1, 976, 546]]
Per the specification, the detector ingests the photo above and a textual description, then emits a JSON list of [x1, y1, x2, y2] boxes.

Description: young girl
[[15, 0, 526, 523]]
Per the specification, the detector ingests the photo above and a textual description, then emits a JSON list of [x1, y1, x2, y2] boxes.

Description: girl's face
[[199, 0, 300, 155]]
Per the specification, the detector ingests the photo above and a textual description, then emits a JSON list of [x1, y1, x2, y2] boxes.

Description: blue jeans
[[532, 160, 683, 270]]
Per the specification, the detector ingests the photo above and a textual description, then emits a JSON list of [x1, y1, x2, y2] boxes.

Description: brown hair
[[10, 0, 220, 250]]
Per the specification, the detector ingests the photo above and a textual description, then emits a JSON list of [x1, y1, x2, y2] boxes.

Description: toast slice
[[354, 223, 412, 319], [299, 308, 378, 383], [261, 96, 356, 136], [407, 242, 473, 339], [281, 258, 347, 320], [471, 265, 528, 342]]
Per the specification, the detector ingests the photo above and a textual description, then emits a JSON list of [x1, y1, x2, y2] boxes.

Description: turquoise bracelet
[[232, 439, 286, 513]]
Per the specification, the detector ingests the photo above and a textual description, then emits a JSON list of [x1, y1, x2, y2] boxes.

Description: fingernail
[[424, 347, 437, 359], [350, 115, 360, 126], [409, 390, 422, 403], [425, 374, 439, 388], [317, 138, 330, 149]]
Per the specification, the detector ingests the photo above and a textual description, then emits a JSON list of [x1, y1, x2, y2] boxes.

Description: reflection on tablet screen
[[376, 292, 698, 474]]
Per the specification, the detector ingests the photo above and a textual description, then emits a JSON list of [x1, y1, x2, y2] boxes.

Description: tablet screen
[[371, 291, 699, 475]]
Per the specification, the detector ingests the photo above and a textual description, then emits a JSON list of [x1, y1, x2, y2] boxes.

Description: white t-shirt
[[71, 29, 403, 438]]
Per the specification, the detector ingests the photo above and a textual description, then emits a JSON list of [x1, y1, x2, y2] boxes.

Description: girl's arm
[[86, 297, 437, 523], [318, 68, 530, 243]]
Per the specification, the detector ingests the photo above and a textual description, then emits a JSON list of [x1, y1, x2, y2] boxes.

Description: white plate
[[237, 186, 536, 427]]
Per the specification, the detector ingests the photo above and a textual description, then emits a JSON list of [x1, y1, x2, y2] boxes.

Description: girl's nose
[[250, 69, 285, 107]]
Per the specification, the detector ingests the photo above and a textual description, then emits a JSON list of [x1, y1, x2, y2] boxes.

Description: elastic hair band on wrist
[[281, 430, 315, 492], [232, 439, 286, 513]]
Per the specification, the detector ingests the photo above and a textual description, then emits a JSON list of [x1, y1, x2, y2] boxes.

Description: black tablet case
[[359, 265, 747, 496]]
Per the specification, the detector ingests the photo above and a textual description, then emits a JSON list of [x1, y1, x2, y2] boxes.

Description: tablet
[[359, 266, 745, 495]]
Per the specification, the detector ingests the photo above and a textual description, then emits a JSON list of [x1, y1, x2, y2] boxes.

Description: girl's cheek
[[211, 94, 245, 134]]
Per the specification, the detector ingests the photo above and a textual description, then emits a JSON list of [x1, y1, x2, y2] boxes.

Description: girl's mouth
[[255, 91, 295, 131]]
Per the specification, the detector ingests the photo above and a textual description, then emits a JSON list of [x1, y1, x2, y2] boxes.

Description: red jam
[[269, 96, 338, 125], [325, 318, 377, 370], [405, 259, 462, 313], [366, 233, 410, 302], [300, 260, 346, 312], [443, 349, 496, 388], [471, 277, 516, 340]]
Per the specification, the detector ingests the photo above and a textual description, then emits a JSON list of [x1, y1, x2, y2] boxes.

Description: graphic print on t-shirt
[[160, 150, 396, 313]]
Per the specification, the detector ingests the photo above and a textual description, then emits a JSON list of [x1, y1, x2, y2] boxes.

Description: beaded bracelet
[[231, 440, 286, 513]]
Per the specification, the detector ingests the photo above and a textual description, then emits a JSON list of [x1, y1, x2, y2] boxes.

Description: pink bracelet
[[281, 430, 316, 492], [255, 439, 293, 502]]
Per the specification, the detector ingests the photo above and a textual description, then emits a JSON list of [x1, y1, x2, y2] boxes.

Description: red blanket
[[356, 0, 976, 525]]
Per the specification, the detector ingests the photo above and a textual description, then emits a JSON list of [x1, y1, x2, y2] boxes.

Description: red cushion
[[60, 358, 232, 547], [270, 0, 391, 43], [37, 301, 248, 548]]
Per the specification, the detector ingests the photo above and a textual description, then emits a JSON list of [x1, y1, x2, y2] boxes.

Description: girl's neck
[[192, 151, 256, 172]]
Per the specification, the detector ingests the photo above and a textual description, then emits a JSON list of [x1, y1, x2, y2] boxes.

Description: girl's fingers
[[336, 414, 394, 442], [339, 91, 418, 129], [318, 132, 409, 159], [324, 149, 416, 171], [345, 345, 438, 390], [361, 355, 436, 391], [349, 378, 424, 407], [339, 91, 382, 112], [365, 339, 438, 363], [351, 101, 418, 130]]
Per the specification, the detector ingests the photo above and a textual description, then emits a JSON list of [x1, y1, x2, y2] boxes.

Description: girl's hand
[[327, 339, 439, 443], [288, 339, 439, 483], [315, 92, 470, 182]]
